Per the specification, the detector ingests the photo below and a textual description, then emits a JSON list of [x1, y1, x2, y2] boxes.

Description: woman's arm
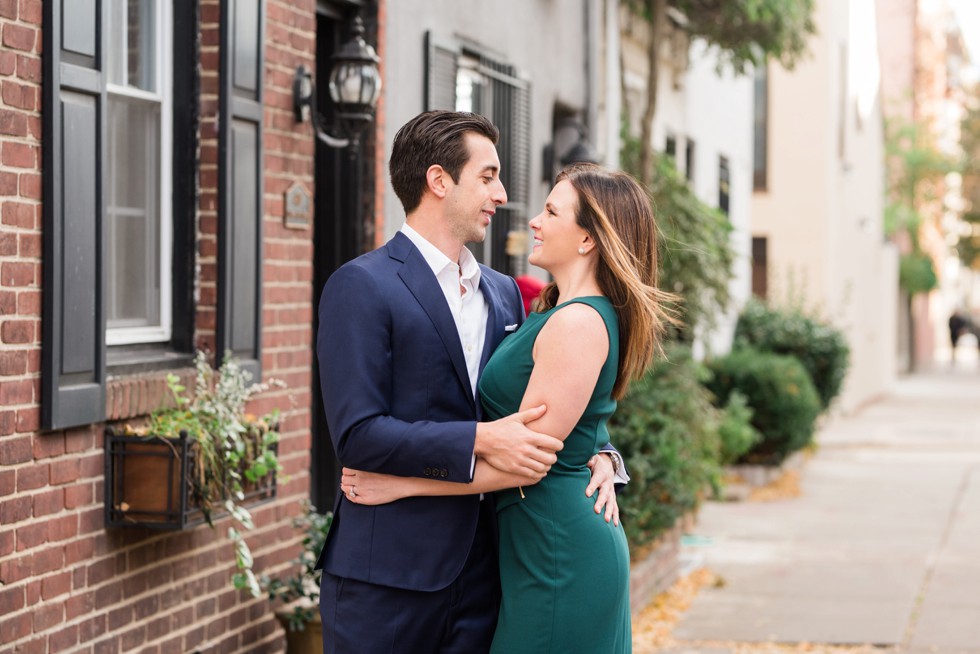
[[342, 459, 538, 505]]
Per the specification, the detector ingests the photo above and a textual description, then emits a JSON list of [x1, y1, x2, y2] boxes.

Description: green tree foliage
[[883, 117, 957, 244], [670, 0, 816, 74], [622, 137, 734, 336], [957, 91, 980, 270], [622, 0, 816, 184]]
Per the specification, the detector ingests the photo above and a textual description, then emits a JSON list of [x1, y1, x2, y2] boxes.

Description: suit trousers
[[320, 503, 500, 654]]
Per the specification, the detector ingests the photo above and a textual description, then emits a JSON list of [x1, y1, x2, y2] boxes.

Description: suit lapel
[[392, 234, 475, 410], [478, 271, 505, 373]]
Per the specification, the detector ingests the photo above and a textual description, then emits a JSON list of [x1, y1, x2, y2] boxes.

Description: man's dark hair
[[389, 111, 499, 214]]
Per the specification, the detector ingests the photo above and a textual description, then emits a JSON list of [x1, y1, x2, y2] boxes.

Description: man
[[315, 111, 622, 653]]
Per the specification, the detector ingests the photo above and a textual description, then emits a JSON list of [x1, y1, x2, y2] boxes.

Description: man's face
[[444, 133, 508, 245]]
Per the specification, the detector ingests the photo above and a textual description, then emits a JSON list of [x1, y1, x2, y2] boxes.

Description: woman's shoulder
[[541, 299, 610, 344]]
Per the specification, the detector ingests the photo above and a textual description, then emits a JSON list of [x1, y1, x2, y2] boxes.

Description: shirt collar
[[400, 223, 482, 286]]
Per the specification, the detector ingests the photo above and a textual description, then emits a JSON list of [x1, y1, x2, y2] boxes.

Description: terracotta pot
[[276, 609, 323, 654]]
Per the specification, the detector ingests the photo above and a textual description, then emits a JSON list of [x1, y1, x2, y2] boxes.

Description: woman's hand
[[340, 467, 411, 506], [586, 454, 620, 526]]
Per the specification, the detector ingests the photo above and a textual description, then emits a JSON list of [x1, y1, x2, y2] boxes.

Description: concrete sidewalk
[[667, 361, 980, 653]]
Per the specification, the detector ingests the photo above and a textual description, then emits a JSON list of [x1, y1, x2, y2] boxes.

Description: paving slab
[[909, 603, 980, 651], [669, 368, 980, 651], [674, 592, 913, 644]]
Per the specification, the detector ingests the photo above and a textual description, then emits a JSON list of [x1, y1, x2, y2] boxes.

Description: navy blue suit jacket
[[314, 232, 525, 592]]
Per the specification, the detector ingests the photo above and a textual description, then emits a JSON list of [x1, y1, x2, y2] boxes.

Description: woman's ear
[[426, 164, 449, 199]]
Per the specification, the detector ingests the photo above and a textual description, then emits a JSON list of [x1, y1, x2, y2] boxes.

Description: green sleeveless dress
[[478, 296, 632, 654]]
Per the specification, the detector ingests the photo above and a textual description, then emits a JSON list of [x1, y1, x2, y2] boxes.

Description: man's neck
[[405, 216, 465, 264]]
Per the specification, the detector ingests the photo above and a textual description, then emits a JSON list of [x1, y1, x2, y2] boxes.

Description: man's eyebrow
[[478, 164, 499, 175]]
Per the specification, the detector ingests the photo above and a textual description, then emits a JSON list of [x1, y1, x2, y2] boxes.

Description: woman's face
[[528, 180, 590, 271]]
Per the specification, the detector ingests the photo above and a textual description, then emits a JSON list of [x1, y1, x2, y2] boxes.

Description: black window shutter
[[41, 0, 106, 430], [488, 61, 531, 274], [424, 31, 459, 111], [217, 0, 264, 378]]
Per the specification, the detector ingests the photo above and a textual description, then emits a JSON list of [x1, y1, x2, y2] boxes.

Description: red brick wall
[[0, 1, 325, 651]]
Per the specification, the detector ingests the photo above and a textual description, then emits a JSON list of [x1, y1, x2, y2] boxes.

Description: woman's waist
[[494, 469, 593, 513]]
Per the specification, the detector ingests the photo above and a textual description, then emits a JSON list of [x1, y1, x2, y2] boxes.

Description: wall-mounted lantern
[[293, 16, 382, 149]]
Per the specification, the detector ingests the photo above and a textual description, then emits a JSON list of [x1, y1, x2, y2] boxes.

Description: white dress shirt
[[400, 224, 487, 396]]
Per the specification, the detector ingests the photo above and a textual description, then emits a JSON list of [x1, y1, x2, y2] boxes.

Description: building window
[[105, 0, 173, 345], [718, 155, 730, 215], [685, 138, 695, 183], [752, 236, 768, 299], [665, 133, 677, 166], [426, 33, 531, 275], [753, 65, 768, 191]]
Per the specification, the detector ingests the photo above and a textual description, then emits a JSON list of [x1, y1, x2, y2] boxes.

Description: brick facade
[[0, 0, 366, 651]]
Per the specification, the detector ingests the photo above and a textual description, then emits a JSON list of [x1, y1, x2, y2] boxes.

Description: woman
[[341, 163, 672, 652]]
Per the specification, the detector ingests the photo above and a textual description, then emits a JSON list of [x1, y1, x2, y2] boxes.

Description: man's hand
[[474, 405, 562, 479], [586, 453, 620, 526]]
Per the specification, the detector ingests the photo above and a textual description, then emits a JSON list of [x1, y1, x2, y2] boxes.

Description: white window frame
[[105, 0, 173, 346]]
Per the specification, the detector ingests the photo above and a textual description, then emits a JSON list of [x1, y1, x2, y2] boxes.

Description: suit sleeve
[[317, 263, 477, 482]]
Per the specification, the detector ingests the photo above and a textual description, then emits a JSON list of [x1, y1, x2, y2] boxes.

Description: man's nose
[[493, 181, 508, 205]]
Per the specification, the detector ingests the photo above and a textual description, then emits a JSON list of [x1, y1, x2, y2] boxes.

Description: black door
[[311, 1, 373, 512]]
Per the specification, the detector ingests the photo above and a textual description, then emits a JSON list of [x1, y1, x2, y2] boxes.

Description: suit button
[[440, 469, 448, 478], [424, 467, 432, 476]]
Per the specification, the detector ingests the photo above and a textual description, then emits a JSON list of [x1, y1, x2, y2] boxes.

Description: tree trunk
[[639, 0, 666, 185]]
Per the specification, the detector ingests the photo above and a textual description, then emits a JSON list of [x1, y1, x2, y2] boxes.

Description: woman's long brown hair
[[534, 163, 677, 399]]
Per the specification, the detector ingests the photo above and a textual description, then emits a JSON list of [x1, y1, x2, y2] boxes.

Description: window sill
[[107, 344, 195, 378]]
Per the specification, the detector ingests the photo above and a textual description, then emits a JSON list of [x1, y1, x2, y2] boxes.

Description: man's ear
[[426, 164, 450, 199]]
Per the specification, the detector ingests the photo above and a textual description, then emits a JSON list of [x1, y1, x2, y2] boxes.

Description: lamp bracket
[[293, 64, 351, 149]]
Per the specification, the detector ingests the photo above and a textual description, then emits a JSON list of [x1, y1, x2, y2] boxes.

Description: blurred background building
[[1, 0, 978, 651]]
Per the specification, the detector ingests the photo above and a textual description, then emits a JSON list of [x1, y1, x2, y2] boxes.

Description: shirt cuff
[[604, 451, 630, 485]]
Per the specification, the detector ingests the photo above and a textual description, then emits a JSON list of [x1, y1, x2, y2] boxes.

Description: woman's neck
[[552, 265, 602, 305]]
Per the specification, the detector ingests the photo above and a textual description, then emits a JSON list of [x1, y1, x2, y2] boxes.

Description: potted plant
[[105, 350, 285, 596], [262, 501, 332, 653]]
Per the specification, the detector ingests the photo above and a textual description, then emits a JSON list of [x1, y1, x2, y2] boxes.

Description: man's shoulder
[[478, 264, 516, 287]]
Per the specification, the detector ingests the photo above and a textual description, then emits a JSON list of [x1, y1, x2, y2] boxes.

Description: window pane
[[456, 64, 484, 114], [108, 0, 156, 91], [107, 98, 161, 328]]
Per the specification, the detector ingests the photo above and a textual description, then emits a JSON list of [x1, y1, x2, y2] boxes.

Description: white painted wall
[[752, 0, 897, 411], [382, 0, 593, 242]]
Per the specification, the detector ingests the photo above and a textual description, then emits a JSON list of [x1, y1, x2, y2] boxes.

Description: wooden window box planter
[[104, 428, 277, 530]]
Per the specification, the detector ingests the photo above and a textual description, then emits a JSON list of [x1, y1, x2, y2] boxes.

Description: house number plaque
[[284, 182, 312, 230]]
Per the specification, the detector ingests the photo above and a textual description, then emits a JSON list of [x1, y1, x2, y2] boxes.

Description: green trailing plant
[[734, 299, 850, 410], [706, 347, 821, 465], [141, 351, 284, 597], [609, 344, 722, 553], [261, 501, 333, 632]]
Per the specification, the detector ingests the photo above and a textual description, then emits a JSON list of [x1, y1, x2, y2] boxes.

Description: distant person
[[342, 163, 675, 652], [949, 309, 968, 363]]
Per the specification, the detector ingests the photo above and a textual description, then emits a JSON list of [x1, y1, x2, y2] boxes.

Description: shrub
[[706, 348, 821, 465], [609, 345, 722, 554], [734, 300, 850, 410], [716, 391, 761, 466]]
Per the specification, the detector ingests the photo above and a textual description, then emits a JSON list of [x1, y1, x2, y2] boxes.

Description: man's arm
[[318, 263, 560, 482]]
